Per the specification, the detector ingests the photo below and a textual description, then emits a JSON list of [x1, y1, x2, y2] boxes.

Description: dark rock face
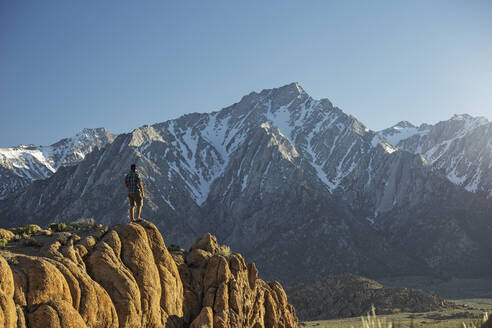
[[287, 274, 454, 321], [0, 220, 297, 328], [2, 83, 492, 285]]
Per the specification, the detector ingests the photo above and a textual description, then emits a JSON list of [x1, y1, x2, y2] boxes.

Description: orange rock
[[138, 220, 184, 320], [0, 256, 17, 328], [44, 257, 118, 328], [192, 233, 219, 253], [86, 230, 142, 328], [214, 283, 229, 313], [187, 248, 212, 268], [203, 255, 231, 292], [115, 223, 163, 327], [15, 304, 26, 328], [10, 255, 72, 306], [213, 283, 229, 328], [247, 262, 258, 289], [190, 306, 214, 328], [28, 300, 88, 328], [0, 220, 298, 328]]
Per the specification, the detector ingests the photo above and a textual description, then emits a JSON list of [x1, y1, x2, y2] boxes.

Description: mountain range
[[0, 128, 114, 199], [1, 83, 492, 285], [378, 114, 492, 195]]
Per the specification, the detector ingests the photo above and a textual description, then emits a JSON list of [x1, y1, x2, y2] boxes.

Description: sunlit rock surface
[[0, 220, 297, 328]]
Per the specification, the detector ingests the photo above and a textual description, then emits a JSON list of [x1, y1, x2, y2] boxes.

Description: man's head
[[130, 164, 137, 172]]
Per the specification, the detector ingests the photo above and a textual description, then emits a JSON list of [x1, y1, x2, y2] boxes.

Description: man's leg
[[129, 194, 137, 222], [129, 205, 135, 221], [135, 194, 143, 221], [136, 204, 143, 220]]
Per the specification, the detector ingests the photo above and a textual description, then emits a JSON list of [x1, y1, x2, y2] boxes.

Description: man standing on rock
[[125, 164, 144, 222]]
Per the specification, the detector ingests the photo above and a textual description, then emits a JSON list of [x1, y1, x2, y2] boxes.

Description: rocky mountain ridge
[[0, 128, 115, 199], [377, 114, 492, 195], [0, 220, 297, 328], [1, 83, 492, 285]]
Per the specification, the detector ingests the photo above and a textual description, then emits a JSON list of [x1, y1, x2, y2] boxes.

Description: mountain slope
[[0, 128, 115, 199], [1, 83, 492, 284]]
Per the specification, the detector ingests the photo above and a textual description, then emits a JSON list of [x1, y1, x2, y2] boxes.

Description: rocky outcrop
[[0, 255, 16, 328], [0, 220, 297, 328], [173, 233, 297, 328], [287, 274, 453, 321]]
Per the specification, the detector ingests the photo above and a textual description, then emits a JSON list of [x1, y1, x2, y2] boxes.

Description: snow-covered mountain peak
[[16, 144, 37, 149], [377, 122, 429, 147], [51, 127, 112, 147], [108, 83, 382, 205], [448, 114, 488, 130], [0, 128, 115, 199], [376, 112, 492, 195], [75, 127, 110, 139]]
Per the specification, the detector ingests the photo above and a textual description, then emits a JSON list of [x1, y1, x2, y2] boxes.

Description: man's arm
[[138, 181, 144, 197]]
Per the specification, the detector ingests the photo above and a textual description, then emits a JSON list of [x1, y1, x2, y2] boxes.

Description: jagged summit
[[236, 82, 312, 113], [448, 113, 489, 128], [249, 82, 306, 96], [51, 127, 112, 147], [0, 220, 298, 328], [451, 113, 474, 121], [392, 120, 416, 129], [271, 81, 306, 96]]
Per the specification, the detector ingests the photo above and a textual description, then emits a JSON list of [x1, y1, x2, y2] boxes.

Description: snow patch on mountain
[[381, 125, 429, 146]]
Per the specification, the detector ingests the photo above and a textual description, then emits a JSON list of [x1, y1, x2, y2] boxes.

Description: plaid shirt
[[125, 171, 141, 194]]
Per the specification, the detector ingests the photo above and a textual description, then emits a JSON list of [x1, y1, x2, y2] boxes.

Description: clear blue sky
[[1, 1, 491, 147]]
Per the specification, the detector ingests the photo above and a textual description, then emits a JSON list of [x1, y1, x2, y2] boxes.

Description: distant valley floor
[[302, 298, 492, 328]]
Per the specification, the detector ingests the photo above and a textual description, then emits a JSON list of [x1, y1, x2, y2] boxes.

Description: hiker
[[125, 164, 144, 222]]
